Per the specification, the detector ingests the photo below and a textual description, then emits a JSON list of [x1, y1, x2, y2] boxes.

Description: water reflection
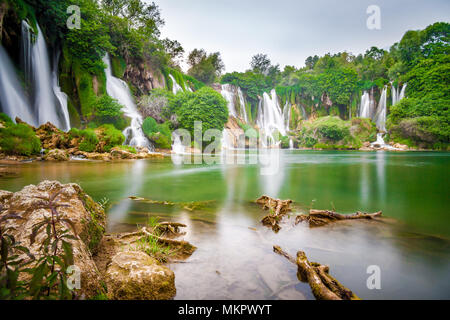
[[107, 160, 147, 231], [1, 151, 449, 299]]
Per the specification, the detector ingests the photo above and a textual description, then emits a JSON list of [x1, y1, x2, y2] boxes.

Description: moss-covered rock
[[105, 251, 176, 300]]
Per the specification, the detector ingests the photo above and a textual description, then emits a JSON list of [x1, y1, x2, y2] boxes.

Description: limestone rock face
[[105, 251, 176, 300], [0, 181, 106, 297], [44, 149, 69, 161]]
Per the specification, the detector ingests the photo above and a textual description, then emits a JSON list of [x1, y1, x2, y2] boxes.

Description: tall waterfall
[[373, 86, 387, 132], [52, 51, 70, 131], [256, 89, 288, 146], [103, 55, 152, 150], [359, 91, 371, 118], [30, 24, 64, 127], [221, 84, 248, 122], [0, 46, 36, 125], [169, 74, 183, 95]]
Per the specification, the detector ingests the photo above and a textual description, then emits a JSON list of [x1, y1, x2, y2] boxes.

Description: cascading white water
[[257, 89, 287, 146], [237, 87, 248, 123], [169, 74, 183, 95], [289, 138, 294, 150], [0, 46, 36, 125], [392, 83, 407, 106], [359, 91, 371, 118], [21, 21, 33, 85], [373, 86, 387, 132], [221, 129, 234, 150], [31, 24, 64, 127], [52, 51, 70, 131], [399, 83, 407, 101], [221, 84, 249, 122], [103, 54, 152, 150], [282, 101, 291, 132]]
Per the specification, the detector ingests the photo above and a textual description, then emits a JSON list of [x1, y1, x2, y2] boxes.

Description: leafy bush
[[0, 122, 41, 156], [92, 95, 128, 130], [96, 124, 125, 152], [142, 117, 172, 149]]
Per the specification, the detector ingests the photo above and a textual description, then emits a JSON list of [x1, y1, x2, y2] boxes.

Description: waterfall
[[392, 83, 407, 106], [257, 89, 287, 146], [169, 74, 183, 95], [359, 91, 371, 118], [31, 24, 64, 127], [373, 86, 387, 132], [221, 84, 248, 122], [103, 54, 153, 150], [289, 138, 294, 150], [0, 46, 36, 125], [300, 105, 307, 120], [221, 129, 234, 150], [52, 51, 70, 131], [282, 101, 291, 132], [399, 83, 407, 100], [21, 21, 33, 85], [171, 132, 186, 154]]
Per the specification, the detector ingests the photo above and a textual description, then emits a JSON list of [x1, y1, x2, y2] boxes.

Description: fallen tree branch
[[296, 209, 382, 227], [273, 245, 359, 300], [256, 195, 293, 232]]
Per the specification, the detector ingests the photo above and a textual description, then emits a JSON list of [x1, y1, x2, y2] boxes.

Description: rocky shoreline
[[0, 181, 195, 299]]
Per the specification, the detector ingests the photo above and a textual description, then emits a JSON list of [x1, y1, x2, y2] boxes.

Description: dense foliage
[[171, 87, 228, 140], [0, 114, 41, 156]]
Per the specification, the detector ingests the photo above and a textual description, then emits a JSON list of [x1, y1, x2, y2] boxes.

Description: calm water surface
[[1, 150, 449, 299]]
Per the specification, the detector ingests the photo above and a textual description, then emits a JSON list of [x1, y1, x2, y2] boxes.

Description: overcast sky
[[155, 0, 450, 73]]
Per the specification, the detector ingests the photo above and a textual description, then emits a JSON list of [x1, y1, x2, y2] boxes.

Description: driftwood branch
[[296, 209, 382, 227], [273, 245, 359, 300]]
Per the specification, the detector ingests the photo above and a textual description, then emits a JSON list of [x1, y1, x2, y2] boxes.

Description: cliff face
[[123, 60, 166, 96]]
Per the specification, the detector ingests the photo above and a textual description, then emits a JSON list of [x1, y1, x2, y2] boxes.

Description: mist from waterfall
[[0, 45, 36, 125], [103, 54, 153, 150]]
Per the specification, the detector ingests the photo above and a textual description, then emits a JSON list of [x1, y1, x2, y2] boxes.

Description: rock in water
[[43, 149, 69, 161], [105, 251, 176, 300]]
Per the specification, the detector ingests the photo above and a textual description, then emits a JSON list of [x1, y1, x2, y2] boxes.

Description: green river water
[[1, 150, 449, 299]]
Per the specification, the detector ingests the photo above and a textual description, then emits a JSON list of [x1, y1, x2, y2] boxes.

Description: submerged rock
[[105, 251, 175, 300]]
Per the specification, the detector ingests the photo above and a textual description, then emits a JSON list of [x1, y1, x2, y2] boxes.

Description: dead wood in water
[[296, 209, 382, 227], [256, 195, 293, 232], [273, 245, 360, 300]]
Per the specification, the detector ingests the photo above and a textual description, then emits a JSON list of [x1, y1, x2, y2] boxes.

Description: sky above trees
[[156, 0, 450, 72]]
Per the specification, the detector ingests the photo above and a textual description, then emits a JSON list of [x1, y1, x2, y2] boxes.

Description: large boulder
[[44, 149, 69, 161], [0, 181, 106, 298], [105, 251, 176, 300]]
